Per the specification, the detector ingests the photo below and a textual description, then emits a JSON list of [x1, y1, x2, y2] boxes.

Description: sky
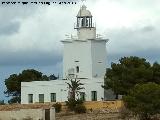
[[0, 0, 160, 101]]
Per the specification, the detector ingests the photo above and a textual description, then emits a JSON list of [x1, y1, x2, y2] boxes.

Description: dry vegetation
[[55, 109, 137, 120]]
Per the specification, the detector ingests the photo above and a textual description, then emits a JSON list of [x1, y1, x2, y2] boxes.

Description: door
[[45, 109, 50, 120]]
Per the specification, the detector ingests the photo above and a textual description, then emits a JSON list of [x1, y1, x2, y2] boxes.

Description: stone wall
[[0, 109, 44, 120], [0, 104, 55, 120]]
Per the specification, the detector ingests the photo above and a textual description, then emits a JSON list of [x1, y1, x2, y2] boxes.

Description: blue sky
[[0, 0, 160, 101]]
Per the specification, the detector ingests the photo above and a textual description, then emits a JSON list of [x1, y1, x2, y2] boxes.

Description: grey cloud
[[0, 21, 20, 36], [105, 24, 160, 55], [141, 26, 155, 32], [107, 48, 160, 67], [0, 3, 38, 36], [0, 50, 62, 66]]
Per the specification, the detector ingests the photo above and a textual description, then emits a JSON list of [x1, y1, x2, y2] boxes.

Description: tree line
[[4, 69, 58, 104], [104, 56, 160, 120]]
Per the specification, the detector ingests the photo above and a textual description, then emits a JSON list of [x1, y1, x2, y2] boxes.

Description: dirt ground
[[56, 112, 160, 120], [56, 112, 124, 120]]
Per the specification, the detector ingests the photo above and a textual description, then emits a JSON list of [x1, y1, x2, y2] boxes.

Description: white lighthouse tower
[[21, 5, 109, 104], [62, 5, 108, 80]]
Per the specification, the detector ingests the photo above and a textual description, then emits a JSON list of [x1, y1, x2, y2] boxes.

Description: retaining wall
[[0, 106, 55, 120]]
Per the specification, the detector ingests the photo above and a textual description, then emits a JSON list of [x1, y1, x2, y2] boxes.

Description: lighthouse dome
[[77, 5, 92, 17]]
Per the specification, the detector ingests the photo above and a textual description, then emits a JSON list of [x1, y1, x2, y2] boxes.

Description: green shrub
[[74, 104, 86, 113], [123, 83, 160, 120], [65, 98, 84, 111], [65, 98, 77, 111], [53, 102, 62, 113], [76, 99, 83, 104]]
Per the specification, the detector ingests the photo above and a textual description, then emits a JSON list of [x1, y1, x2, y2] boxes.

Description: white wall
[[77, 27, 96, 40], [84, 78, 104, 101], [62, 40, 93, 79], [21, 80, 68, 104], [21, 78, 104, 104], [62, 39, 108, 79], [91, 39, 107, 78]]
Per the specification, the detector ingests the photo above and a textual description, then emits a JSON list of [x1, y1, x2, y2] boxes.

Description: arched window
[[76, 66, 79, 73]]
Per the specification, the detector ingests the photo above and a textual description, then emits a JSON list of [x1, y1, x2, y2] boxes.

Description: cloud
[[107, 48, 160, 67], [0, 21, 20, 35], [0, 3, 79, 67], [141, 26, 155, 32], [0, 0, 160, 67], [0, 50, 62, 66], [106, 24, 160, 54]]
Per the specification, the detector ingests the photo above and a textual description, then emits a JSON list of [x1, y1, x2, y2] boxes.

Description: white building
[[21, 5, 109, 104]]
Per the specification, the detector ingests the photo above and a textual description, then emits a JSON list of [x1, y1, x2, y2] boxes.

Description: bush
[[66, 98, 86, 113], [76, 99, 83, 104], [74, 104, 86, 113], [65, 98, 76, 111], [8, 96, 20, 104], [123, 83, 160, 120], [53, 102, 62, 113], [65, 98, 84, 111]]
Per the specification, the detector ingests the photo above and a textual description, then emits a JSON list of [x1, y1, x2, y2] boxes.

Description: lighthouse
[[62, 5, 108, 80], [21, 5, 109, 104]]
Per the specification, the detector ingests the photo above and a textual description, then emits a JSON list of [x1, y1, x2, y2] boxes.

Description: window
[[28, 94, 33, 103], [80, 92, 85, 101], [86, 18, 89, 27], [51, 93, 56, 102], [39, 94, 44, 103], [91, 91, 97, 101], [81, 18, 85, 27], [76, 66, 79, 73]]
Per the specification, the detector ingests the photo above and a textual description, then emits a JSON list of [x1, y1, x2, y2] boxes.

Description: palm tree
[[66, 76, 84, 100]]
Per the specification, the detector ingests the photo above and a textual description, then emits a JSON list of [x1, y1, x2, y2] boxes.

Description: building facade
[[21, 5, 109, 104]]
